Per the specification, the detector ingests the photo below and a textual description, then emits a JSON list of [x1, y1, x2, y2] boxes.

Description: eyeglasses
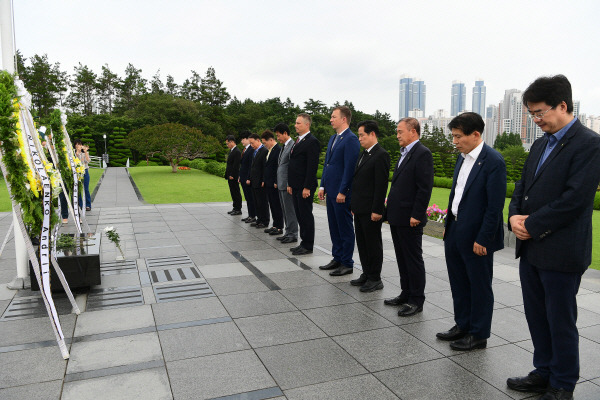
[[527, 107, 554, 120]]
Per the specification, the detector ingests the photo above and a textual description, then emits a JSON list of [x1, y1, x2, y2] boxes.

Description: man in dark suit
[[506, 75, 600, 400], [247, 133, 269, 229], [225, 135, 242, 216], [261, 130, 283, 235], [350, 120, 390, 292], [274, 123, 298, 244], [384, 117, 434, 317], [435, 112, 506, 352], [239, 131, 256, 224], [287, 113, 320, 255], [318, 106, 360, 276]]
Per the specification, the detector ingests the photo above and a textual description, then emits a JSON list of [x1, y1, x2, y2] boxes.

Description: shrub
[[316, 167, 323, 179], [179, 159, 191, 167], [594, 192, 600, 211], [189, 159, 206, 170], [433, 176, 453, 189], [506, 182, 515, 198], [204, 160, 227, 177], [135, 160, 159, 167]]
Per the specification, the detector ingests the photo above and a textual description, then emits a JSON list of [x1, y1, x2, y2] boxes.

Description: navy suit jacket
[[249, 146, 268, 189], [288, 133, 320, 191], [263, 144, 281, 187], [386, 141, 434, 227], [445, 143, 506, 253], [239, 145, 255, 182], [320, 128, 360, 198], [509, 119, 600, 272]]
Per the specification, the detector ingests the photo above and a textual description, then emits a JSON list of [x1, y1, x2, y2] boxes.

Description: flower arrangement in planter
[[427, 204, 448, 222], [178, 166, 190, 170], [104, 226, 125, 260]]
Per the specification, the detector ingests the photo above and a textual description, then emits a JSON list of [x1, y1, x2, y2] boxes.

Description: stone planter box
[[423, 220, 445, 238], [30, 233, 101, 292]]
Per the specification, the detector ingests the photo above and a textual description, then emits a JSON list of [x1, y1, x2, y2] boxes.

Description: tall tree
[[165, 74, 179, 96], [18, 53, 67, 119], [67, 63, 97, 116], [180, 70, 201, 102], [494, 132, 523, 150], [97, 64, 120, 114], [200, 67, 230, 107], [150, 69, 165, 94], [115, 63, 147, 113]]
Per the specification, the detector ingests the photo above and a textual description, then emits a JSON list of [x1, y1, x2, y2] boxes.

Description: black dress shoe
[[245, 217, 257, 223], [319, 259, 341, 270], [276, 236, 286, 241], [269, 229, 283, 236], [398, 303, 423, 317], [539, 387, 573, 400], [281, 237, 297, 244], [506, 372, 549, 393], [436, 325, 467, 341], [264, 227, 276, 233], [450, 334, 487, 351], [292, 247, 313, 255], [290, 245, 302, 252], [250, 222, 259, 227], [255, 223, 268, 229], [350, 273, 368, 286], [384, 295, 408, 306], [360, 280, 384, 292], [227, 210, 234, 214], [329, 265, 353, 276], [230, 210, 242, 215]]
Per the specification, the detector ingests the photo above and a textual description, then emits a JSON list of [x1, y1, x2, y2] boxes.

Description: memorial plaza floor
[[0, 167, 599, 399]]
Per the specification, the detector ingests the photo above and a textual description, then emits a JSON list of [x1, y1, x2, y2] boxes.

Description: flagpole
[[1, 0, 29, 289]]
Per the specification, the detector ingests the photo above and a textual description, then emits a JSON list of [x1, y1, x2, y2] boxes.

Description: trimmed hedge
[[187, 159, 226, 178]]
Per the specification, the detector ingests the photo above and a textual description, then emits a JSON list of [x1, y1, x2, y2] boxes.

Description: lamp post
[[103, 134, 107, 168]]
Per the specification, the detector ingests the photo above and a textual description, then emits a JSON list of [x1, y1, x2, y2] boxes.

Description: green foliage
[[203, 160, 227, 177], [107, 127, 132, 167], [494, 132, 523, 151], [501, 145, 527, 182], [135, 160, 159, 166], [433, 176, 453, 189], [506, 182, 515, 199], [189, 159, 207, 170], [49, 109, 74, 191], [178, 159, 191, 167]]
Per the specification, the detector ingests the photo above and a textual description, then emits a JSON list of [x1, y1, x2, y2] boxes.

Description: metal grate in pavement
[[100, 260, 138, 275], [0, 295, 72, 321], [145, 255, 194, 269], [86, 286, 144, 311], [153, 281, 215, 303], [149, 266, 202, 283]]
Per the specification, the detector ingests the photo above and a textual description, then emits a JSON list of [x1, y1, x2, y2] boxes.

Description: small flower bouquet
[[427, 204, 448, 222], [178, 166, 190, 170], [104, 226, 125, 259]]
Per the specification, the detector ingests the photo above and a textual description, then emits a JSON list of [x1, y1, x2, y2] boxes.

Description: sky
[[6, 0, 600, 119]]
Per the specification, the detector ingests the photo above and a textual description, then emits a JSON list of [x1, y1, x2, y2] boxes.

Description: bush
[[506, 182, 515, 199], [316, 167, 323, 179], [179, 159, 191, 167], [204, 160, 227, 177], [594, 192, 600, 211], [135, 160, 159, 167], [433, 176, 453, 189], [189, 159, 206, 170]]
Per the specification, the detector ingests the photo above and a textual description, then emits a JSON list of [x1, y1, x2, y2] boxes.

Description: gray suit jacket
[[276, 139, 294, 189]]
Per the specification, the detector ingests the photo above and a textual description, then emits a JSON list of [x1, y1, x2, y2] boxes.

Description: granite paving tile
[[205, 275, 269, 296], [151, 297, 228, 326], [197, 262, 253, 279], [220, 290, 296, 318], [0, 379, 63, 400], [575, 381, 600, 400], [284, 374, 398, 400], [255, 338, 367, 390], [279, 284, 357, 310], [265, 270, 329, 289], [0, 314, 77, 347], [166, 350, 275, 400], [0, 346, 67, 388], [251, 259, 303, 274], [303, 303, 393, 336], [74, 305, 155, 337]]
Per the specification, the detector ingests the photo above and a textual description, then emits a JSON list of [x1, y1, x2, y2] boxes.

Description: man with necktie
[[261, 130, 283, 236], [247, 133, 269, 229], [239, 131, 256, 223], [225, 135, 242, 216], [274, 123, 298, 243]]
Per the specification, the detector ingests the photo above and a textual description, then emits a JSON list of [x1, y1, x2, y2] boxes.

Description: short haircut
[[261, 130, 275, 141], [239, 130, 251, 140], [357, 120, 379, 137], [73, 139, 83, 146], [333, 105, 352, 124], [273, 123, 290, 135], [297, 113, 312, 126], [398, 117, 421, 136], [448, 112, 485, 136], [522, 74, 573, 113], [225, 135, 236, 143], [248, 133, 260, 140]]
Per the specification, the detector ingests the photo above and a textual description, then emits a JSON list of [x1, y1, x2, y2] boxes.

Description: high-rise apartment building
[[399, 75, 426, 119], [472, 80, 486, 116], [451, 81, 466, 116]]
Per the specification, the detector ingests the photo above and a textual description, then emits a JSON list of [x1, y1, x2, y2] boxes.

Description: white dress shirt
[[451, 141, 484, 217]]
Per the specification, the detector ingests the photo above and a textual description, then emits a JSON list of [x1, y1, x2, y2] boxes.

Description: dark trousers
[[252, 186, 269, 226], [520, 252, 582, 392], [267, 186, 283, 229], [227, 178, 242, 211], [292, 187, 315, 250], [326, 194, 355, 267], [390, 224, 425, 307], [241, 181, 255, 217], [59, 192, 69, 219], [78, 169, 92, 209], [444, 222, 494, 338], [354, 213, 383, 281]]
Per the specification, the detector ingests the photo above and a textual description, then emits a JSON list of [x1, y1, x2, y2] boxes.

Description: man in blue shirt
[[507, 75, 600, 400]]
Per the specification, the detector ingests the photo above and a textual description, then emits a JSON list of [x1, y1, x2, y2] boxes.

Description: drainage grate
[[153, 281, 215, 303], [100, 260, 138, 275], [145, 255, 194, 269], [1, 295, 73, 321], [149, 267, 202, 283], [86, 286, 144, 311]]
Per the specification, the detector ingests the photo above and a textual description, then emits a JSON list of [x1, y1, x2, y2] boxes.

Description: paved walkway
[[0, 167, 599, 399]]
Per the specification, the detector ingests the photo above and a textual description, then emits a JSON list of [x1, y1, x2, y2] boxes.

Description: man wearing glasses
[[507, 75, 600, 400]]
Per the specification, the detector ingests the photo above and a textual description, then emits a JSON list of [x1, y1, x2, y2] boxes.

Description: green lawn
[[127, 166, 233, 203]]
